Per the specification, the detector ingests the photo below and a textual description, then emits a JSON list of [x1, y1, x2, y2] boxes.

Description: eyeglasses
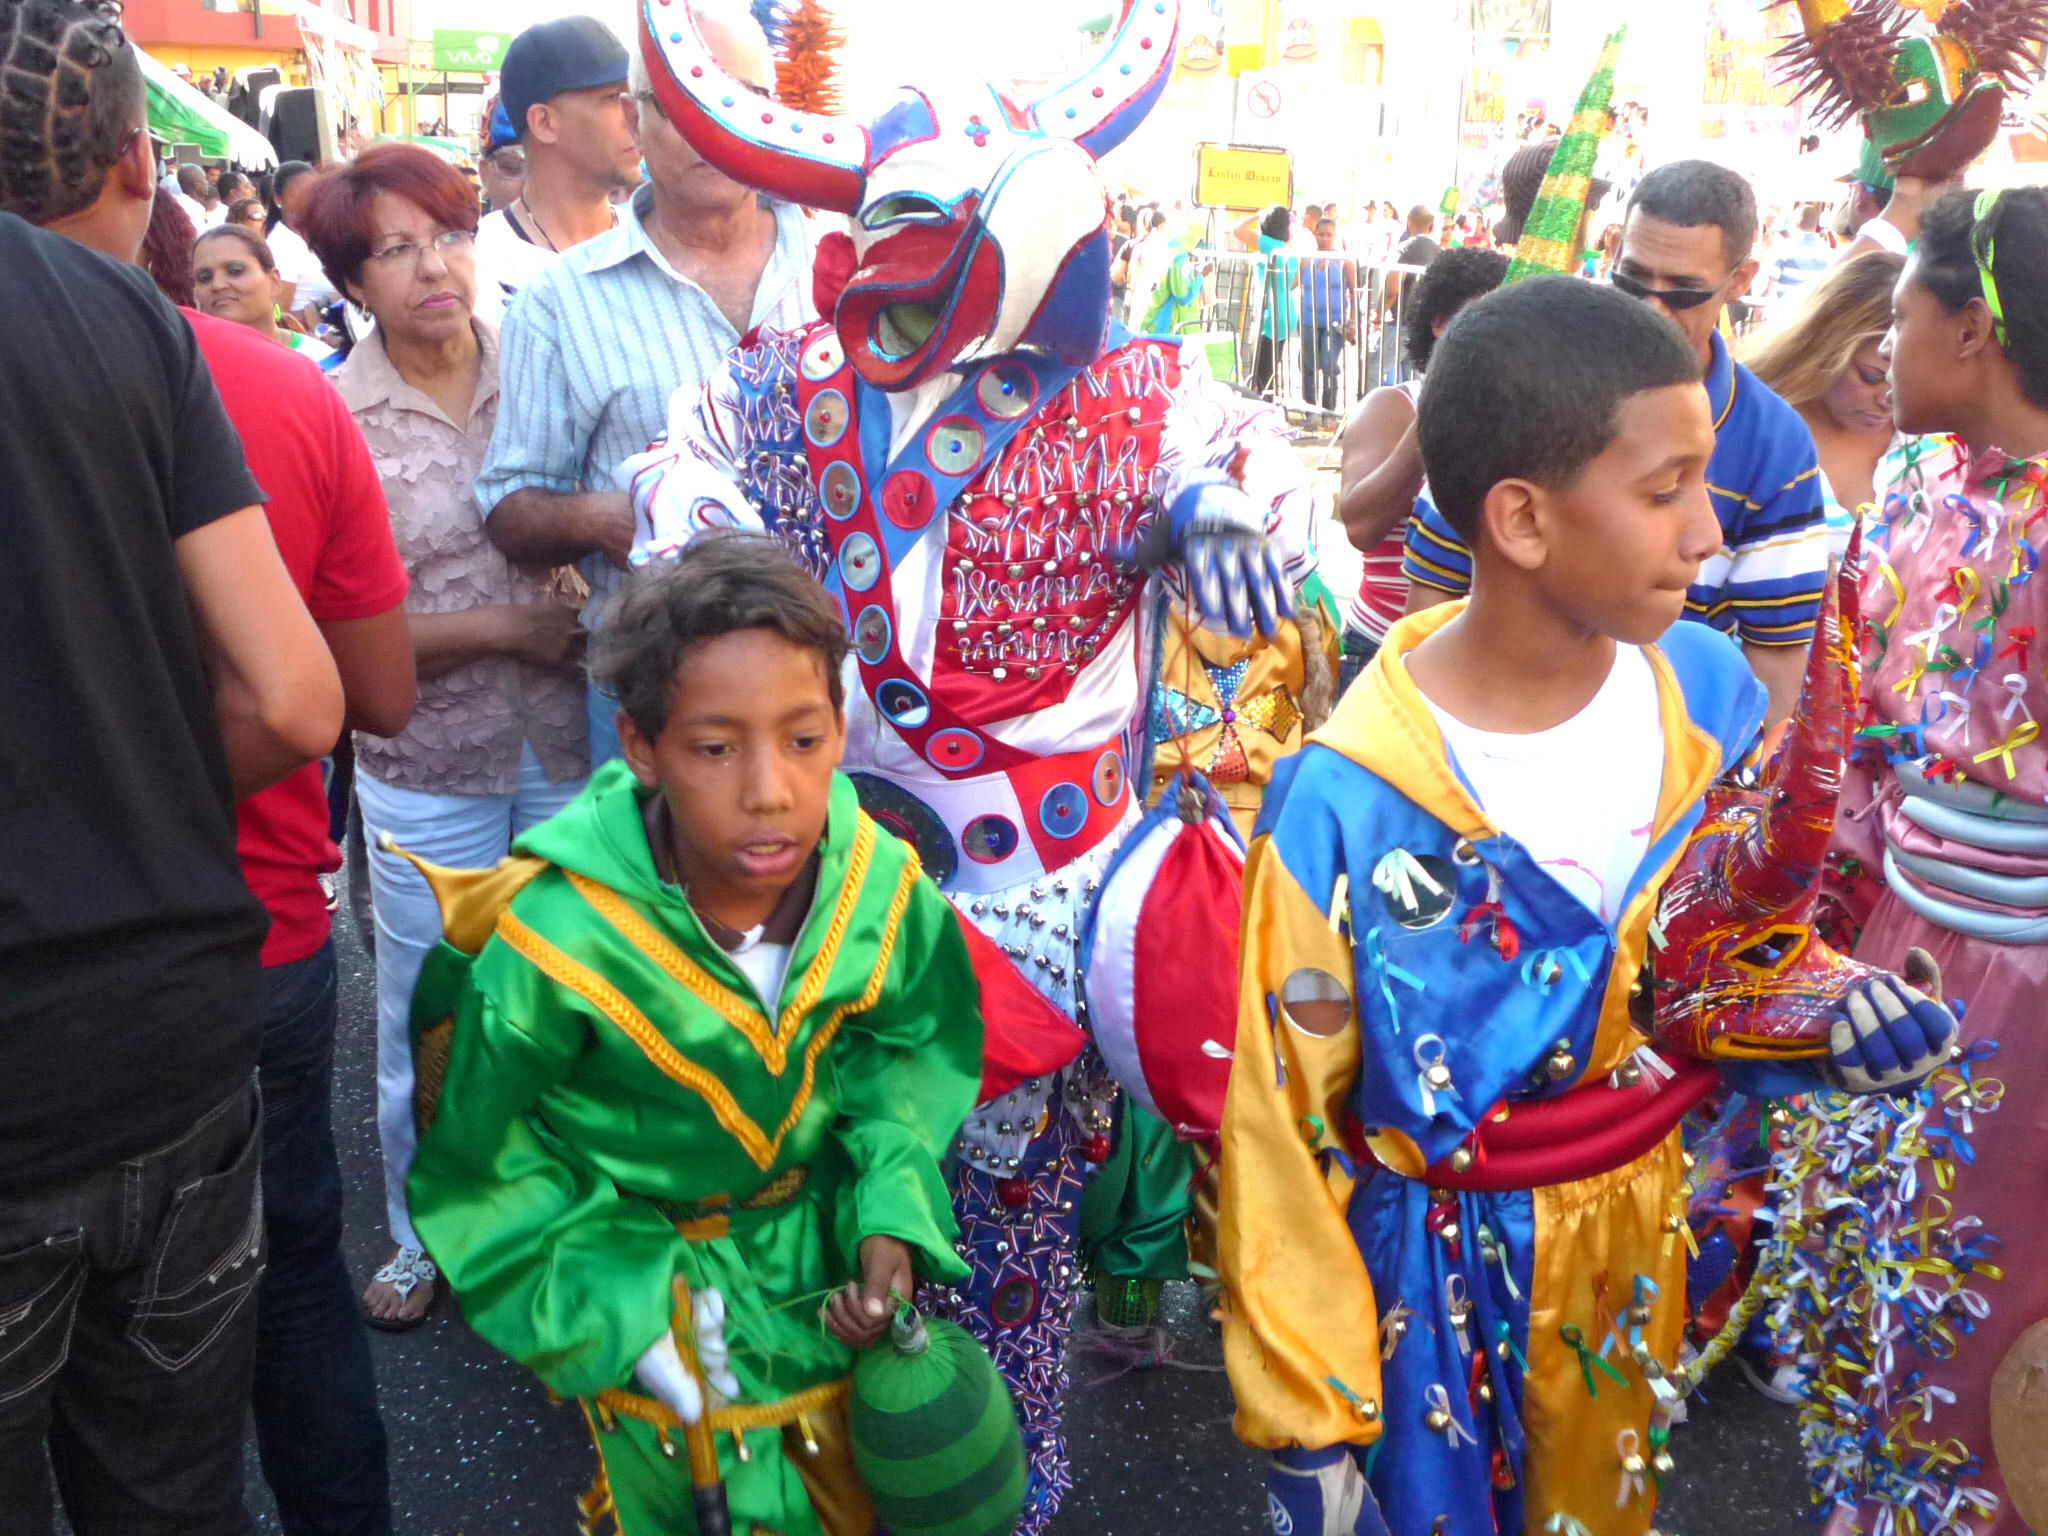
[[1608, 268, 1723, 312], [366, 229, 476, 267]]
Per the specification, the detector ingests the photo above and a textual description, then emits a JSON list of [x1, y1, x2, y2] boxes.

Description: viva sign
[[431, 29, 510, 72]]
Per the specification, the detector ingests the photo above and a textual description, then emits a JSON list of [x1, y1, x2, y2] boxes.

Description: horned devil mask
[[640, 0, 1181, 391]]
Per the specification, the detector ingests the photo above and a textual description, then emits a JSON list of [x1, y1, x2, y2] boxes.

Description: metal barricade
[[1164, 250, 1426, 426]]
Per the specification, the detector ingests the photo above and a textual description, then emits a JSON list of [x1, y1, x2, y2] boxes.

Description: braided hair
[[0, 0, 144, 225]]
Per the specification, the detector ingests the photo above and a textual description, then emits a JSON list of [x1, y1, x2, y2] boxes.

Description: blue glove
[[1162, 469, 1292, 640], [1267, 1446, 1390, 1536], [1827, 971, 1957, 1094]]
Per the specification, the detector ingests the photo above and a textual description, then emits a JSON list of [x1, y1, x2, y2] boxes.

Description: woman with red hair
[[303, 144, 590, 1330]]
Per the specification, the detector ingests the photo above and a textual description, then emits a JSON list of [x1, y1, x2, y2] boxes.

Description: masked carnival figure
[[622, 1, 1317, 1525]]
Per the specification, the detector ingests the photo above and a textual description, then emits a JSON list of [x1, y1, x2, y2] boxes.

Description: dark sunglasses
[[1608, 268, 1722, 311]]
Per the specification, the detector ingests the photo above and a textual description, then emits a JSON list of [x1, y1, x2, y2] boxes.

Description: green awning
[[136, 49, 278, 168], [143, 70, 229, 158], [1080, 11, 1115, 33]]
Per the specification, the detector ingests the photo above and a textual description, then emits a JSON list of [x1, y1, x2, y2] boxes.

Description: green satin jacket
[[407, 762, 982, 1405]]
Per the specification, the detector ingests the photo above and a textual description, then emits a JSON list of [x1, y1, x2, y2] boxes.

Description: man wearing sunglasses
[[1405, 159, 1829, 725]]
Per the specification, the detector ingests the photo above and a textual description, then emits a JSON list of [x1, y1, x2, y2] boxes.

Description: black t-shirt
[[1396, 234, 1442, 268], [0, 215, 271, 1191]]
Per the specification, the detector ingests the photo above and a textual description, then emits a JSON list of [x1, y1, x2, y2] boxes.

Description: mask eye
[[861, 193, 951, 230], [1727, 925, 1810, 977]]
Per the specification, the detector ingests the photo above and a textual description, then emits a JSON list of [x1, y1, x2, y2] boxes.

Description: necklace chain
[[514, 196, 560, 254]]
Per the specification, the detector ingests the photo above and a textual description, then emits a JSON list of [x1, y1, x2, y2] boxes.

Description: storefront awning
[[138, 49, 279, 169]]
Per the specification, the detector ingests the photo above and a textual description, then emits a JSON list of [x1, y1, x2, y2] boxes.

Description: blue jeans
[[356, 745, 587, 1249], [587, 680, 624, 770], [252, 942, 391, 1536], [0, 1084, 263, 1535], [1301, 323, 1346, 412]]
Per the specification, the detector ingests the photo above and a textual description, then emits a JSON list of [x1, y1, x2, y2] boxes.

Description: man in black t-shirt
[[0, 6, 343, 1527]]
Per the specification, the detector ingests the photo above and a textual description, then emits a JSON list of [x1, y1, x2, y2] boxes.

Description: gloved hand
[[1267, 1446, 1389, 1536], [1125, 469, 1290, 640], [632, 1286, 742, 1424], [1826, 970, 1957, 1094], [633, 1332, 703, 1425]]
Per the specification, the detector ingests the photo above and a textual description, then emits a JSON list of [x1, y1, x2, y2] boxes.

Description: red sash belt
[[1353, 1058, 1720, 1193]]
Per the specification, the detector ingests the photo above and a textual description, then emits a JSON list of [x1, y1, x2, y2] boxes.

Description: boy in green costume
[[406, 534, 983, 1535]]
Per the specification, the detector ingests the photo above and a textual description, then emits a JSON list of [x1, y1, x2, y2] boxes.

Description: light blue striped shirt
[[474, 184, 816, 611]]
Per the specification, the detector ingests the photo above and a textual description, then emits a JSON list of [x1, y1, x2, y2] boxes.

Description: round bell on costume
[[1991, 1319, 2048, 1532], [849, 1307, 1027, 1536]]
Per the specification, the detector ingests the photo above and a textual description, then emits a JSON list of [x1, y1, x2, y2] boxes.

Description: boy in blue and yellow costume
[[1217, 278, 1958, 1536]]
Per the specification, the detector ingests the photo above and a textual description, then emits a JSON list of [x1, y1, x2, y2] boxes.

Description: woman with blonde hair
[[1741, 250, 1904, 558]]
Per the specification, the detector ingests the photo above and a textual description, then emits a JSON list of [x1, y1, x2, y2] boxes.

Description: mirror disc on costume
[[876, 678, 931, 728], [847, 772, 955, 886], [976, 361, 1037, 420], [926, 728, 984, 772], [799, 332, 845, 381], [1281, 968, 1355, 1037], [961, 814, 1019, 864], [839, 531, 881, 591], [820, 460, 862, 520], [804, 389, 849, 448], [1373, 849, 1458, 930], [990, 1273, 1040, 1328], [926, 416, 986, 478], [1091, 749, 1125, 807], [853, 605, 893, 665], [1039, 783, 1088, 840], [881, 470, 934, 529]]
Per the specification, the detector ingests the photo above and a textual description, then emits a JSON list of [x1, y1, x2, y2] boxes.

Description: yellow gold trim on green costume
[[563, 870, 778, 1062], [497, 854, 922, 1174], [767, 857, 922, 1153], [595, 1376, 850, 1435], [496, 909, 782, 1168], [561, 816, 883, 1075], [779, 816, 880, 1045]]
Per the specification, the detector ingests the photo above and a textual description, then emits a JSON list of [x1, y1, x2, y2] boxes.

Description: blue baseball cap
[[485, 100, 518, 152], [499, 16, 629, 140]]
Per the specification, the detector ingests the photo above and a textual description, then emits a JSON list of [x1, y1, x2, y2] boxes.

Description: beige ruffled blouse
[[335, 321, 589, 796]]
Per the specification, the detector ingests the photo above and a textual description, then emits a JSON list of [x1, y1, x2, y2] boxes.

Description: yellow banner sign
[[1193, 142, 1293, 210]]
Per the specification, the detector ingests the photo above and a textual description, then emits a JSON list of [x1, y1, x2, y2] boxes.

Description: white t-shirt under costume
[[1418, 645, 1665, 925]]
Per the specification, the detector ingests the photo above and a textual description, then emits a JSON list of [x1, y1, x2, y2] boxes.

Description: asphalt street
[[215, 891, 1821, 1536]]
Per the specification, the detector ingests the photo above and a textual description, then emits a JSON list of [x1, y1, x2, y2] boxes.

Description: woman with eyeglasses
[[301, 144, 591, 1333], [1784, 186, 2048, 1536], [190, 225, 336, 365], [1741, 250, 1904, 562]]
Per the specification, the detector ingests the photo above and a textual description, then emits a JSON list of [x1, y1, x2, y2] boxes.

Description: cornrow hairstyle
[[1913, 185, 2048, 410], [0, 0, 144, 226]]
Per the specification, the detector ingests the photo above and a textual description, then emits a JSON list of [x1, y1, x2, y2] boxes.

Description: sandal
[[362, 1245, 438, 1332]]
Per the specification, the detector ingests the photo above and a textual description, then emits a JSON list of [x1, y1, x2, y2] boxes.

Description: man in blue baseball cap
[[477, 100, 525, 214], [471, 16, 638, 326]]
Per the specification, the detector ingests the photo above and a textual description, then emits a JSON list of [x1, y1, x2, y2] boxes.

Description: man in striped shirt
[[476, 0, 815, 766], [1405, 159, 1826, 724], [1763, 203, 1832, 310]]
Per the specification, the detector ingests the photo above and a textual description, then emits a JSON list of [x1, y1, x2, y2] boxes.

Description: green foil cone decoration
[[849, 1307, 1027, 1536], [1503, 25, 1625, 284]]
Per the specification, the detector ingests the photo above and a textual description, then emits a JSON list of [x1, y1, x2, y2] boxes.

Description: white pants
[[355, 745, 586, 1251]]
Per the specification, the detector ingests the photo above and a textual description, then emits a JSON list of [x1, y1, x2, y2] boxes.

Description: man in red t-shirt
[[190, 310, 414, 1535]]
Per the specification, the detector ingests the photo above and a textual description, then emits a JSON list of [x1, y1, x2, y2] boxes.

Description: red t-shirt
[[187, 312, 410, 967]]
